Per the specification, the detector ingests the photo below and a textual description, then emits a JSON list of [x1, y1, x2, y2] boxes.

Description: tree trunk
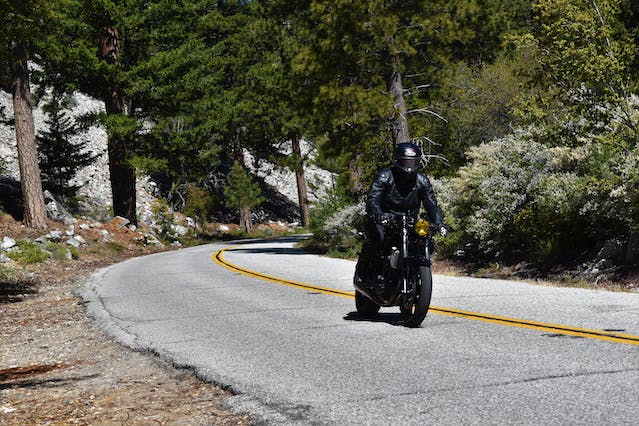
[[101, 28, 137, 225], [240, 207, 253, 233], [387, 37, 410, 145], [291, 133, 310, 227], [233, 127, 253, 233], [11, 39, 47, 229]]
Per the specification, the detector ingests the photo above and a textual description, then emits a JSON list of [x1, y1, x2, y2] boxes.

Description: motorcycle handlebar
[[377, 213, 450, 237]]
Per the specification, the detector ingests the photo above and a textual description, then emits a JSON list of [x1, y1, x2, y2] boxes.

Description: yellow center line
[[212, 245, 639, 346]]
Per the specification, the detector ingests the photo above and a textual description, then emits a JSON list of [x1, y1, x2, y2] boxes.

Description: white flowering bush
[[437, 123, 636, 262], [440, 98, 639, 263], [306, 196, 366, 257], [321, 201, 366, 235]]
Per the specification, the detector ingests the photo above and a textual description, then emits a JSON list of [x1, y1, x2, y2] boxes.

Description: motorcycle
[[353, 213, 438, 327]]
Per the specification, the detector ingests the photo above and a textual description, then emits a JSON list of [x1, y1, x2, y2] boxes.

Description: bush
[[105, 241, 125, 252], [439, 109, 639, 266], [439, 128, 582, 262], [7, 240, 51, 264], [183, 185, 217, 223], [304, 193, 366, 257], [44, 242, 71, 261], [150, 198, 174, 236]]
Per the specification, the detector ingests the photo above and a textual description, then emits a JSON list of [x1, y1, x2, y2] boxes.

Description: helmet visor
[[395, 157, 420, 172]]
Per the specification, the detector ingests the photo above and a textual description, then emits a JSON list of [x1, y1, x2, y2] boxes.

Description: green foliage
[[105, 241, 125, 252], [0, 0, 51, 87], [43, 241, 79, 261], [431, 56, 529, 173], [223, 163, 264, 211], [0, 265, 37, 302], [299, 0, 463, 192], [44, 241, 67, 261], [0, 265, 23, 286], [183, 186, 217, 222], [303, 191, 365, 256], [36, 92, 97, 198], [440, 109, 639, 264], [5, 0, 639, 271], [505, 0, 637, 128], [150, 197, 174, 235], [7, 240, 51, 264], [532, 0, 634, 98]]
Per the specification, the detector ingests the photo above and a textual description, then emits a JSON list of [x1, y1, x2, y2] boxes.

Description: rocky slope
[[1, 88, 334, 225]]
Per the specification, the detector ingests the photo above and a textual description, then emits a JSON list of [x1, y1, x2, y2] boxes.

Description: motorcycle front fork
[[400, 241, 430, 295]]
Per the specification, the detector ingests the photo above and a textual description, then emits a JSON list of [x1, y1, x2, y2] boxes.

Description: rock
[[34, 236, 48, 244], [43, 190, 74, 222], [144, 236, 164, 247], [99, 229, 109, 237], [66, 225, 75, 236], [47, 230, 63, 241], [74, 235, 86, 245], [0, 253, 10, 262], [186, 217, 196, 228], [1, 236, 16, 250], [171, 241, 182, 247], [66, 237, 82, 248], [64, 249, 73, 260], [79, 223, 90, 230], [127, 224, 137, 232], [112, 216, 130, 229], [171, 224, 189, 237]]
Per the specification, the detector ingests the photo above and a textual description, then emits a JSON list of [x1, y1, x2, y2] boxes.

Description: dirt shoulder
[[0, 217, 248, 425]]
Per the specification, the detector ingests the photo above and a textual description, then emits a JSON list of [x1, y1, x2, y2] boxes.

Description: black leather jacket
[[366, 168, 443, 225]]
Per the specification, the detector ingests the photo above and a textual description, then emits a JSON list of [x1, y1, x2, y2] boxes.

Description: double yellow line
[[213, 246, 639, 346]]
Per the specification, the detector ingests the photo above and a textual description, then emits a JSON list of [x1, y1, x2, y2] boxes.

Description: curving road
[[84, 236, 639, 425]]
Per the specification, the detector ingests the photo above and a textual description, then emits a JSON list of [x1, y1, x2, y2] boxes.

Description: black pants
[[356, 219, 385, 281]]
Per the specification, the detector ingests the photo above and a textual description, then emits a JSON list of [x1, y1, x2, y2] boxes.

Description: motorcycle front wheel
[[355, 290, 380, 316], [400, 266, 433, 328]]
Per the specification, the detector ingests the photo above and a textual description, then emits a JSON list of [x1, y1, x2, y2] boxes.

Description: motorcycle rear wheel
[[400, 266, 432, 328], [355, 290, 380, 316]]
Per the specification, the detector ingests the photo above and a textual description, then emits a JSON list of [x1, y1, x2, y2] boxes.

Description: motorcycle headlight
[[414, 219, 430, 237]]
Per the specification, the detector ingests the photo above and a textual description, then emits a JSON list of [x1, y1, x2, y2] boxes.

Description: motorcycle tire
[[355, 290, 380, 316], [401, 266, 432, 328]]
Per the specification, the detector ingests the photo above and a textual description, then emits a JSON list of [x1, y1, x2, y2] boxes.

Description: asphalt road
[[84, 236, 639, 425]]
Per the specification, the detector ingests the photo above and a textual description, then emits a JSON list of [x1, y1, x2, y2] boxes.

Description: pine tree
[[260, 0, 316, 227], [0, 0, 49, 229], [37, 0, 145, 225], [36, 93, 96, 198], [224, 163, 264, 233], [299, 0, 468, 191]]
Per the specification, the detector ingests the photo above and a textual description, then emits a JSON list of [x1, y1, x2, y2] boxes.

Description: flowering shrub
[[305, 198, 366, 257], [308, 95, 639, 267], [438, 120, 639, 264]]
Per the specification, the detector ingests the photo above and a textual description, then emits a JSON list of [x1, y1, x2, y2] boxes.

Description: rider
[[355, 141, 445, 285]]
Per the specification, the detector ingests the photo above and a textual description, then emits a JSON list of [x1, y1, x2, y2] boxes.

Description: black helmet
[[393, 142, 422, 174]]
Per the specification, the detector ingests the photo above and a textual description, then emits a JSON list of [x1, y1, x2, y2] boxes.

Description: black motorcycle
[[353, 213, 437, 327]]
